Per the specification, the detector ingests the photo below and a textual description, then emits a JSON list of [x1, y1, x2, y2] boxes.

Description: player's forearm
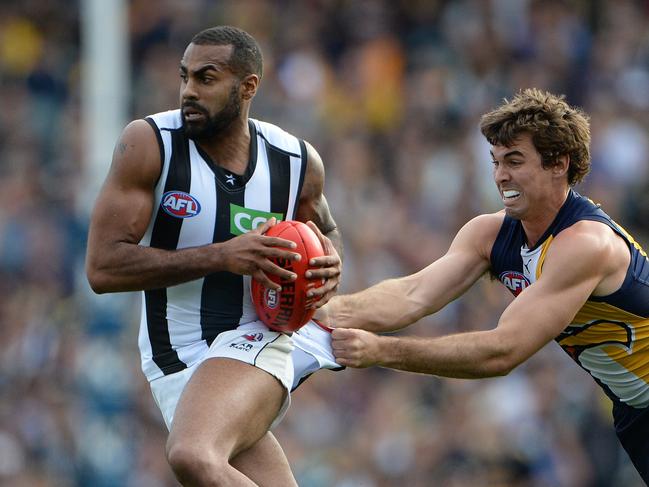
[[86, 242, 224, 293], [332, 277, 434, 332], [376, 330, 517, 378]]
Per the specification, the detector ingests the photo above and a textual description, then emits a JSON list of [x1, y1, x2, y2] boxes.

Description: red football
[[251, 220, 325, 332]]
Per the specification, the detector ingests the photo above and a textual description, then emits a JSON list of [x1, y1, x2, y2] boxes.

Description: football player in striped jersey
[[87, 26, 342, 486]]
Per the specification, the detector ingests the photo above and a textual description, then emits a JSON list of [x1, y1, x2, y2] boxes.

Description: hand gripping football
[[251, 220, 325, 332]]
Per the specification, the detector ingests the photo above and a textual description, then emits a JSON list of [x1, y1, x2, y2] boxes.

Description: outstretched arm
[[332, 221, 620, 377], [322, 213, 502, 333], [85, 120, 300, 293]]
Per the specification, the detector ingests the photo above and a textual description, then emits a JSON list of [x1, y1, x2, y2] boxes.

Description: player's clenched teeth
[[503, 190, 520, 199]]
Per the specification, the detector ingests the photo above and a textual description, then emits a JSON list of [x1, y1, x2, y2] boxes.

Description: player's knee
[[166, 441, 229, 486]]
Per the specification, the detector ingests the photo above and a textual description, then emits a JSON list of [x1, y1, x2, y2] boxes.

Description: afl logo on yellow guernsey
[[499, 271, 530, 296]]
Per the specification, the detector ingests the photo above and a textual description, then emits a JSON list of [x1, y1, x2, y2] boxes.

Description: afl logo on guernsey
[[161, 191, 201, 218], [499, 271, 530, 296]]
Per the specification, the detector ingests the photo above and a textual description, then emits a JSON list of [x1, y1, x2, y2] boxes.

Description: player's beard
[[182, 84, 241, 141]]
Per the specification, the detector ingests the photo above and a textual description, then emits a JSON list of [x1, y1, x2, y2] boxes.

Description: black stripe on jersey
[[266, 143, 292, 215], [144, 117, 165, 186], [145, 128, 190, 375], [246, 120, 258, 181], [293, 139, 308, 220], [149, 129, 190, 249], [200, 185, 245, 345]]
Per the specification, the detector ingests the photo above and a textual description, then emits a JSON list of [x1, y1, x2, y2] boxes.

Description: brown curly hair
[[479, 88, 591, 186]]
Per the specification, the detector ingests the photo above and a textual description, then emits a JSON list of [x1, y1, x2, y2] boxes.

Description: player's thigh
[[231, 432, 297, 487], [168, 357, 286, 458]]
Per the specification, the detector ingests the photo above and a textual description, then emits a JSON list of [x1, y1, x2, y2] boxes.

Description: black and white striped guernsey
[[138, 109, 308, 380]]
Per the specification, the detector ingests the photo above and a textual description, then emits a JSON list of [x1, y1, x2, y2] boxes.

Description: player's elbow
[[484, 355, 518, 377], [85, 258, 114, 294], [86, 268, 109, 294], [481, 333, 525, 377]]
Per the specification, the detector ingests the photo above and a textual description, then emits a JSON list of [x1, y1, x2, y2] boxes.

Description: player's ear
[[240, 74, 259, 101], [553, 154, 570, 177]]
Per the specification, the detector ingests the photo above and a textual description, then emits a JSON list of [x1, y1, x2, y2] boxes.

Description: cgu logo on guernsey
[[499, 271, 530, 296], [230, 203, 284, 236], [161, 191, 201, 218]]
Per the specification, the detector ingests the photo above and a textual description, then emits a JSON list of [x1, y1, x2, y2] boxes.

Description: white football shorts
[[291, 319, 344, 389], [150, 320, 341, 431]]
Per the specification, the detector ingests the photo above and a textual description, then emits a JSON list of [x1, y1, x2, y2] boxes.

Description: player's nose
[[181, 78, 199, 101], [493, 162, 511, 183]]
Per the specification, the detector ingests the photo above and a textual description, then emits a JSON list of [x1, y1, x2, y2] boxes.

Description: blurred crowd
[[1, 0, 648, 485]]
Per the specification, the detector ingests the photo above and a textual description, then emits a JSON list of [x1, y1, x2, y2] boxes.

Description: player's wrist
[[207, 242, 228, 273], [373, 335, 393, 368], [329, 295, 354, 328]]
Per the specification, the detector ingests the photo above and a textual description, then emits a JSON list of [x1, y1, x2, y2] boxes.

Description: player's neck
[[521, 187, 570, 247], [522, 217, 554, 248], [196, 117, 251, 174]]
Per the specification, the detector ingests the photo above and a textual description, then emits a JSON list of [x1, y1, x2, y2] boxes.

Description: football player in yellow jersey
[[318, 88, 649, 482]]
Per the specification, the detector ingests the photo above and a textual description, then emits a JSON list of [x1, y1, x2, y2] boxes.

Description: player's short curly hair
[[479, 88, 591, 186], [191, 26, 263, 80]]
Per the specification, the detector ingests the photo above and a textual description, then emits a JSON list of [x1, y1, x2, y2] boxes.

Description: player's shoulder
[[119, 109, 181, 146], [463, 211, 507, 240], [251, 117, 289, 136], [554, 219, 622, 257], [539, 220, 628, 290], [111, 117, 165, 183], [117, 118, 159, 152], [251, 118, 303, 155], [251, 119, 324, 178], [450, 211, 505, 259], [144, 109, 182, 131]]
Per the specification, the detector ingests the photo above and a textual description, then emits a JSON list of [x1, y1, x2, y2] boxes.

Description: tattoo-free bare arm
[[325, 213, 502, 332], [332, 222, 616, 376]]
